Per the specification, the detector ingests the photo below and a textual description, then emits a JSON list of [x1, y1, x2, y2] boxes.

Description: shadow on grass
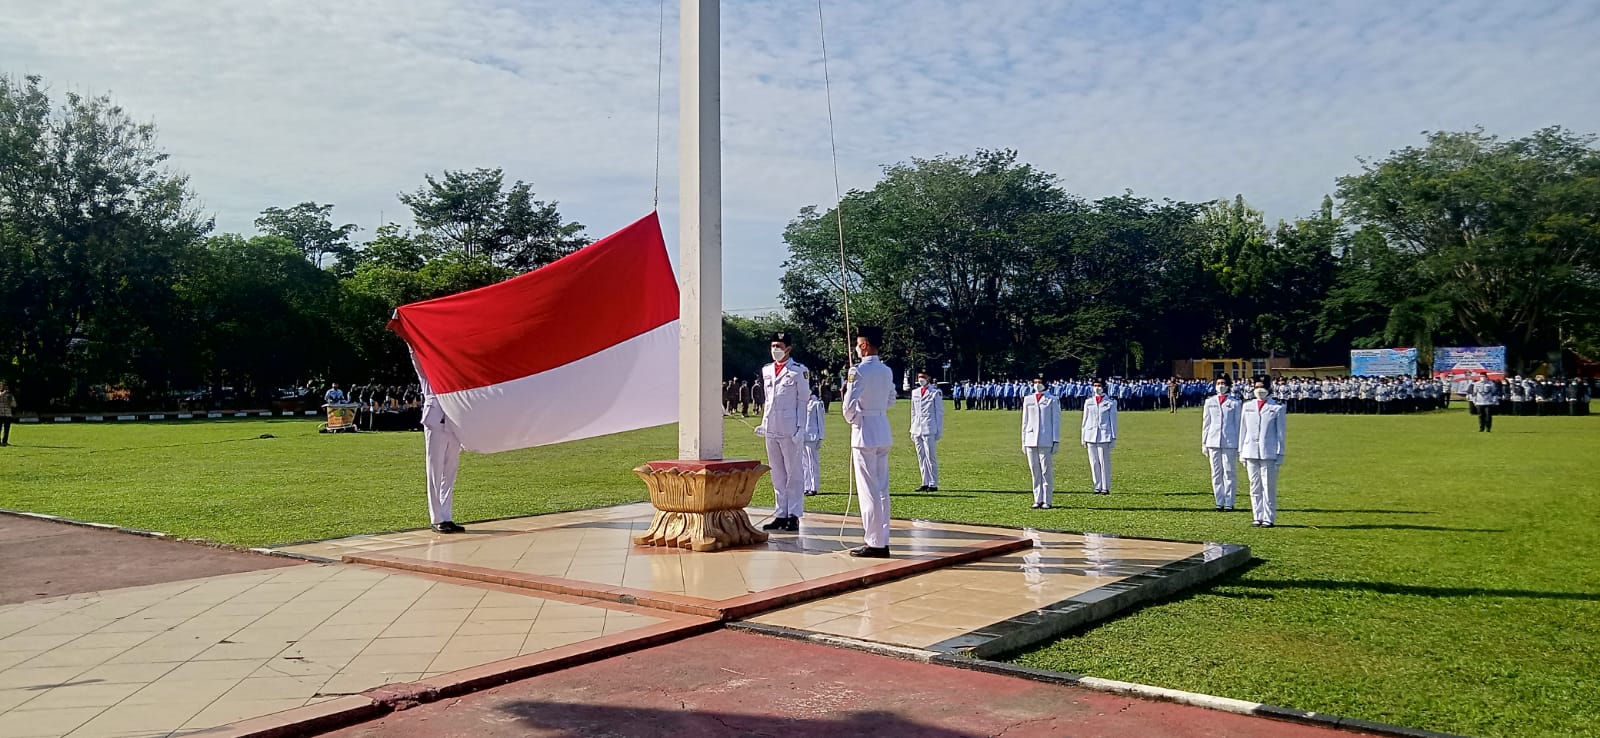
[[1271, 523, 1504, 533], [1234, 578, 1600, 602]]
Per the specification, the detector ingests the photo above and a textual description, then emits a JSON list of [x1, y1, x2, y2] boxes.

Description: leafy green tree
[[399, 168, 587, 269], [0, 74, 210, 408], [253, 202, 356, 269], [1334, 127, 1600, 368]]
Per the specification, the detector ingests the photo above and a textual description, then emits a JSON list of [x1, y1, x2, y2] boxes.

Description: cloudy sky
[[4, 0, 1597, 310]]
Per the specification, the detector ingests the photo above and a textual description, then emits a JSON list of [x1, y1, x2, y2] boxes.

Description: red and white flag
[[388, 212, 678, 453]]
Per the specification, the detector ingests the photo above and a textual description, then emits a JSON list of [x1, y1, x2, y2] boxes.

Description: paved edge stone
[[0, 508, 168, 539], [182, 695, 382, 738], [0, 508, 305, 563], [929, 654, 1467, 738], [728, 621, 940, 662]]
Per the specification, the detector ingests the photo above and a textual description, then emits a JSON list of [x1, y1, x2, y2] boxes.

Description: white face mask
[[1254, 388, 1270, 400], [771, 347, 787, 362], [1032, 383, 1045, 393], [917, 378, 928, 387], [1093, 387, 1105, 397], [1216, 384, 1228, 395], [855, 346, 867, 359]]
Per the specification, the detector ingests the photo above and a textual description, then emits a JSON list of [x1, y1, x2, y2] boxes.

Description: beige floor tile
[[452, 619, 533, 637], [14, 647, 128, 670], [104, 643, 211, 665], [426, 649, 519, 674], [120, 677, 240, 706], [70, 662, 179, 685], [318, 672, 417, 695], [277, 639, 372, 660], [12, 616, 114, 638], [378, 621, 461, 639], [249, 652, 356, 679], [320, 608, 409, 627], [11, 682, 143, 711], [92, 617, 187, 635], [0, 687, 41, 711], [0, 705, 104, 737], [180, 697, 311, 730], [360, 636, 451, 656], [226, 625, 319, 644], [302, 623, 390, 641], [527, 617, 606, 635], [0, 666, 88, 691], [521, 632, 593, 653], [64, 700, 205, 735], [444, 634, 526, 653], [218, 675, 326, 701], [389, 608, 473, 625], [471, 607, 544, 622], [0, 633, 81, 653], [192, 640, 292, 662], [342, 653, 435, 675], [159, 659, 266, 682]]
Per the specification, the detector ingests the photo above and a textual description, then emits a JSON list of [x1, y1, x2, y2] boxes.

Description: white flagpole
[[678, 0, 723, 461]]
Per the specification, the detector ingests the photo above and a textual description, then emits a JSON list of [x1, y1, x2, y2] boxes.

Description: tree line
[[3, 72, 1597, 409], [778, 136, 1600, 382]]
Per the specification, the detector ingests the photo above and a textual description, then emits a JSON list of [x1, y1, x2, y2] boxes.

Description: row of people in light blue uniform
[[954, 378, 1210, 411]]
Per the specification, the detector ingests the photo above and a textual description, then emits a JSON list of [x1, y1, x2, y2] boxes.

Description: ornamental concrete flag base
[[632, 460, 770, 551]]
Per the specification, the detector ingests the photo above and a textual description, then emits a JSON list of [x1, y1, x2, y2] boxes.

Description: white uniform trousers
[[765, 435, 806, 519], [801, 440, 822, 494], [1025, 445, 1056, 505], [1206, 447, 1239, 508], [424, 421, 462, 525], [912, 435, 939, 487], [1086, 442, 1113, 493], [1244, 458, 1280, 524], [852, 446, 892, 548]]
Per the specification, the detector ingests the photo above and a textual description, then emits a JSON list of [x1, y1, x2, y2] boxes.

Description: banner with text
[[1432, 346, 1507, 382], [1350, 347, 1418, 377]]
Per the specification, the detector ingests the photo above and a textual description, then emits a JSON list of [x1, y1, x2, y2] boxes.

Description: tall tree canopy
[[1332, 127, 1600, 367], [398, 167, 588, 270]]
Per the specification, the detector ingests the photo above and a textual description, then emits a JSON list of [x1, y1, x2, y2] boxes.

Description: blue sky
[[4, 0, 1598, 312]]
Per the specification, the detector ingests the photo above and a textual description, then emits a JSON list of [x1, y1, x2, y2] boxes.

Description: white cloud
[[3, 0, 1597, 311]]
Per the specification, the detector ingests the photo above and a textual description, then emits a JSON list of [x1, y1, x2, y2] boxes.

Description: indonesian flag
[[388, 212, 679, 453]]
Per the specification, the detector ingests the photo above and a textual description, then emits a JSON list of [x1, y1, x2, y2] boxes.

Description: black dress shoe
[[1250, 521, 1262, 527], [1216, 506, 1225, 512], [915, 485, 930, 492], [1260, 522, 1274, 528], [782, 517, 800, 532], [927, 486, 938, 491], [1030, 502, 1042, 509], [804, 490, 818, 496], [848, 545, 891, 558], [431, 521, 465, 533], [762, 517, 791, 531]]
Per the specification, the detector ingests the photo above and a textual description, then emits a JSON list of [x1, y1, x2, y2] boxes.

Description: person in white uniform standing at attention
[[909, 370, 944, 491], [1201, 375, 1242, 512], [1081, 378, 1118, 495], [413, 352, 465, 534], [801, 390, 826, 497], [757, 332, 810, 533], [1021, 376, 1061, 509], [842, 326, 896, 558], [1240, 377, 1287, 527]]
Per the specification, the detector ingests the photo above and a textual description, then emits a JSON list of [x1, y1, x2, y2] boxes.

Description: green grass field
[[1, 407, 1595, 737]]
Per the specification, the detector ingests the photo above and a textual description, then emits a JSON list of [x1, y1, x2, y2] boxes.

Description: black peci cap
[[855, 326, 884, 347], [771, 332, 792, 346]]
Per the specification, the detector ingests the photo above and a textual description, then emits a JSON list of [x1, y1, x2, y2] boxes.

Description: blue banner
[[1350, 348, 1418, 377], [1432, 346, 1507, 381]]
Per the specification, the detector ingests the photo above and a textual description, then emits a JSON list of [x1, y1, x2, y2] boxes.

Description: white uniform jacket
[[1020, 392, 1060, 447], [1240, 398, 1287, 462], [1201, 395, 1242, 449], [909, 385, 944, 438], [757, 359, 810, 442], [843, 357, 896, 448], [1081, 396, 1118, 445], [803, 396, 826, 443]]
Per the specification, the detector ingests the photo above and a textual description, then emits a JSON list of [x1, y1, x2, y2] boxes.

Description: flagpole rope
[[652, 0, 666, 210], [815, 0, 858, 546]]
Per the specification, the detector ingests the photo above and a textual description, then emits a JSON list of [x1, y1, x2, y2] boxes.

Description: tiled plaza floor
[[0, 563, 685, 738], [340, 509, 1028, 609], [746, 526, 1241, 656]]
